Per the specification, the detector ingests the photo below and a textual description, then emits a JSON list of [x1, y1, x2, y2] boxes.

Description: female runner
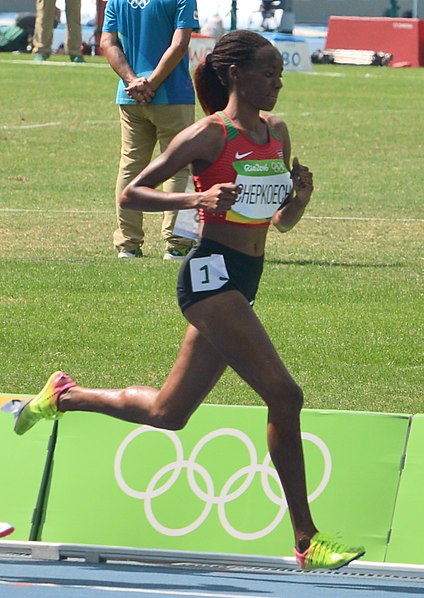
[[15, 30, 365, 571]]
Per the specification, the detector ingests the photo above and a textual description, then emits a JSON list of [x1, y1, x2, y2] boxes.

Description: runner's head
[[195, 30, 281, 115]]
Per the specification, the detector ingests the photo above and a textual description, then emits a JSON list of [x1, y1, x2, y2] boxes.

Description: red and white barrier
[[188, 33, 215, 68], [326, 17, 424, 67]]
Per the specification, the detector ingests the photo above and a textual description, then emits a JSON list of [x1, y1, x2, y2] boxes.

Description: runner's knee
[[264, 378, 304, 416], [287, 382, 304, 412]]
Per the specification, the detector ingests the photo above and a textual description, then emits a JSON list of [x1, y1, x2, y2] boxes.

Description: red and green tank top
[[194, 111, 293, 228]]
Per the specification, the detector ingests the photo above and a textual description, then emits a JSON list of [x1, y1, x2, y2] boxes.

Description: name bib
[[231, 159, 293, 220]]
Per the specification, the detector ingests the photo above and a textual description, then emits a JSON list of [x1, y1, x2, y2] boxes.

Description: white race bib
[[231, 159, 293, 220], [189, 254, 229, 292]]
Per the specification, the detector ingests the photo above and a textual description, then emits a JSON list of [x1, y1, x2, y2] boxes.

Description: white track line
[[1, 122, 62, 130], [0, 208, 115, 214], [303, 216, 423, 223], [0, 59, 109, 69], [0, 208, 422, 223], [1, 120, 117, 130], [0, 580, 261, 598]]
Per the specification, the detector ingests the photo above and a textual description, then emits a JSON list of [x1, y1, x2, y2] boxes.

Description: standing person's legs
[[32, 0, 56, 58], [113, 105, 157, 256], [149, 104, 195, 257], [64, 0, 83, 58]]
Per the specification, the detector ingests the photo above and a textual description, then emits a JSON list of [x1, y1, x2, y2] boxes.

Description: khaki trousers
[[113, 103, 195, 253], [32, 0, 82, 57]]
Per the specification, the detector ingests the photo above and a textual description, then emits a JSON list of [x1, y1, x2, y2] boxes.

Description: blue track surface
[[1, 556, 424, 598]]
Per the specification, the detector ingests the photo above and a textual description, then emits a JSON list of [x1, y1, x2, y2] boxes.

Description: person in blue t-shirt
[[101, 0, 199, 260]]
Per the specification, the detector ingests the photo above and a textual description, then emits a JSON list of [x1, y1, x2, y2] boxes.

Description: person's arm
[[272, 156, 313, 233], [124, 27, 192, 101], [147, 27, 192, 91], [266, 116, 313, 233], [120, 117, 240, 213], [100, 31, 154, 103], [100, 31, 136, 85]]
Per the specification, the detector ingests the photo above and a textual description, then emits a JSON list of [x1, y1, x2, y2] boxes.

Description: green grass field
[[0, 54, 422, 414]]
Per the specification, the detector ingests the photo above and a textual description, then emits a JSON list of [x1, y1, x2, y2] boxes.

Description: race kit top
[[194, 111, 293, 227]]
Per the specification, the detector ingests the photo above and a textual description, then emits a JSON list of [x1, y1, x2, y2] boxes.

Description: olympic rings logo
[[114, 427, 332, 540], [271, 161, 287, 174], [127, 0, 151, 9]]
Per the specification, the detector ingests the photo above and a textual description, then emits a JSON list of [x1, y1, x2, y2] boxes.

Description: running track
[[1, 543, 423, 598]]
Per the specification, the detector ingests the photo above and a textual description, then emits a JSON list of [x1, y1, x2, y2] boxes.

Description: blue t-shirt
[[103, 0, 199, 105]]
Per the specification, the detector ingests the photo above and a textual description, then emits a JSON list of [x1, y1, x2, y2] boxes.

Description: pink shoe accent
[[54, 372, 76, 403], [294, 546, 309, 570]]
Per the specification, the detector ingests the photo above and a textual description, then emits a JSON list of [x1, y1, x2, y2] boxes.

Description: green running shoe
[[14, 371, 76, 436], [295, 533, 365, 571]]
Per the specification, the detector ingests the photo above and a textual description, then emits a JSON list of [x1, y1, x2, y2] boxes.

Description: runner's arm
[[120, 118, 239, 213]]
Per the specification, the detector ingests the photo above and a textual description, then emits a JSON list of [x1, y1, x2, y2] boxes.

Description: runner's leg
[[59, 323, 227, 430], [60, 289, 316, 548], [184, 291, 318, 550]]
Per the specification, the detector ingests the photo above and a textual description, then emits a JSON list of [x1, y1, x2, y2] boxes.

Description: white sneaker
[[163, 248, 190, 261], [117, 248, 143, 258]]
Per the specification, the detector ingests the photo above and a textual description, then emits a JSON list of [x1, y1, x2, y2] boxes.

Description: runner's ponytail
[[195, 53, 228, 115], [194, 30, 271, 115]]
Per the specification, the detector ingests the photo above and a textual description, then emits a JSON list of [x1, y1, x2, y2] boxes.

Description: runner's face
[[237, 45, 283, 111]]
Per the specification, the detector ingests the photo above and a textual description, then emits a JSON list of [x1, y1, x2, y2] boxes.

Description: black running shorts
[[177, 238, 264, 313]]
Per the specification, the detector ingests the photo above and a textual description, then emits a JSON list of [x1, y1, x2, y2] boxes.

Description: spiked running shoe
[[294, 533, 365, 571], [14, 371, 76, 436], [0, 522, 14, 538]]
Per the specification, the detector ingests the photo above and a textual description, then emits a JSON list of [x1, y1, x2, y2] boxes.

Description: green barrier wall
[[37, 405, 409, 561], [385, 415, 424, 564], [0, 396, 55, 541], [2, 403, 421, 564]]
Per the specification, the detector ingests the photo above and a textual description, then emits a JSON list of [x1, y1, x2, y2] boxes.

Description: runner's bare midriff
[[201, 222, 268, 257]]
